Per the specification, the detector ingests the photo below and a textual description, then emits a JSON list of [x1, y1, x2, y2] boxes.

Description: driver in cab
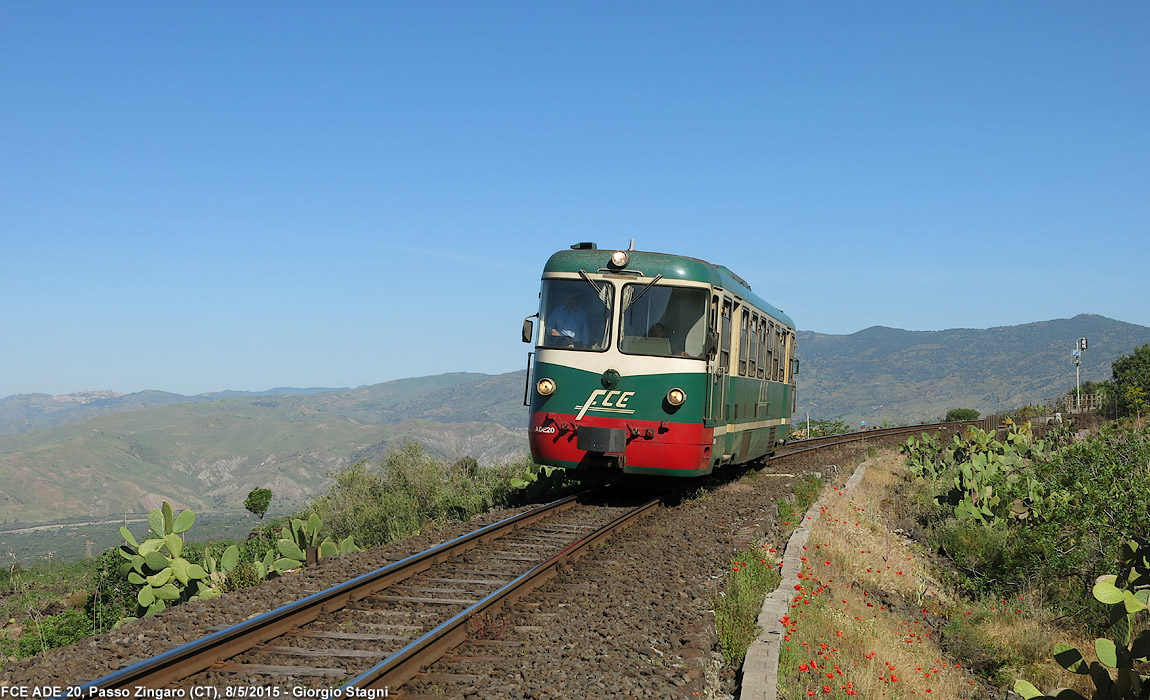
[[547, 291, 589, 347]]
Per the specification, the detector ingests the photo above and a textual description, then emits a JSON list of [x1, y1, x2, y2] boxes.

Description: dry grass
[[775, 450, 1097, 699], [960, 592, 1097, 696]]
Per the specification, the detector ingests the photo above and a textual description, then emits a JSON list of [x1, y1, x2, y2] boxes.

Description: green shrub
[[919, 422, 1150, 629], [306, 442, 525, 549], [802, 418, 851, 437], [223, 560, 263, 592], [88, 548, 138, 633], [1111, 344, 1150, 418], [946, 408, 981, 421], [16, 608, 92, 656], [775, 475, 823, 532]]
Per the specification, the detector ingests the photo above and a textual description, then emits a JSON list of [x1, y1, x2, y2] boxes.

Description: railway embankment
[[744, 420, 1150, 700], [742, 452, 995, 699]]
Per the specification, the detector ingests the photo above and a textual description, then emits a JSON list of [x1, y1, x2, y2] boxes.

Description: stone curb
[[738, 459, 871, 700]]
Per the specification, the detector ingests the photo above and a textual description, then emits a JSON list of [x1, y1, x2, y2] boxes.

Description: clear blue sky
[[3, 2, 1147, 398]]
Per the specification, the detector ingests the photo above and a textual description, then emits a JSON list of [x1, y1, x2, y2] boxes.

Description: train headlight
[[610, 250, 629, 268], [666, 388, 686, 406], [537, 378, 556, 396]]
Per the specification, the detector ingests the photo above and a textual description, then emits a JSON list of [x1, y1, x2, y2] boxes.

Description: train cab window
[[619, 283, 709, 358], [538, 278, 613, 351]]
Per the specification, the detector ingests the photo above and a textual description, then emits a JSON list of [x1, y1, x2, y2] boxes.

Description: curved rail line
[[780, 420, 983, 457], [72, 492, 658, 693], [69, 420, 976, 694]]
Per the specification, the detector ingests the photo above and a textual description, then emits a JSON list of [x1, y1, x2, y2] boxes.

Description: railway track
[[780, 419, 984, 457], [60, 421, 970, 696], [73, 493, 658, 693]]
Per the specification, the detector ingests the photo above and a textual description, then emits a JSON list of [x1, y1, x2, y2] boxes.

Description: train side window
[[769, 326, 777, 381], [787, 331, 797, 383], [765, 322, 774, 380], [770, 325, 777, 381], [761, 323, 767, 379], [763, 319, 770, 379], [757, 318, 766, 379], [776, 328, 785, 381], [782, 330, 789, 383], [748, 313, 757, 377], [738, 309, 748, 376]]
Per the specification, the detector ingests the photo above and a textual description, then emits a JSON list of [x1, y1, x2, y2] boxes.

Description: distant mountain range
[[0, 373, 525, 436], [796, 313, 1148, 424], [0, 373, 529, 523], [2, 314, 1147, 525]]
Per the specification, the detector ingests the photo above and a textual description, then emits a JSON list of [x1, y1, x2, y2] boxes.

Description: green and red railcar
[[522, 243, 798, 477]]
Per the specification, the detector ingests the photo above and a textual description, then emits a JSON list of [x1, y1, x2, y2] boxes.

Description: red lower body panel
[[529, 411, 713, 474]]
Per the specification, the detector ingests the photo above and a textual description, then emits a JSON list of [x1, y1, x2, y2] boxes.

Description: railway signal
[[1073, 337, 1088, 412]]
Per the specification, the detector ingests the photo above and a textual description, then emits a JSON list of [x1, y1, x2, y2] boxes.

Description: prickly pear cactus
[[1015, 536, 1150, 700], [117, 501, 215, 617], [899, 433, 946, 479], [271, 513, 360, 574], [509, 463, 564, 503], [932, 425, 1067, 526], [202, 543, 241, 590]]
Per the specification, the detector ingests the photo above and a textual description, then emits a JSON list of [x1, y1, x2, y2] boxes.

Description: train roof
[[542, 245, 795, 329]]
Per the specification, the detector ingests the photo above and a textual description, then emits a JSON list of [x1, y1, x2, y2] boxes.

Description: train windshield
[[538, 278, 614, 351], [620, 284, 708, 358]]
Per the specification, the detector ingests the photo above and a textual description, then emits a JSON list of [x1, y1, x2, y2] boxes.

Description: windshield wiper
[[623, 273, 663, 311], [579, 270, 611, 308]]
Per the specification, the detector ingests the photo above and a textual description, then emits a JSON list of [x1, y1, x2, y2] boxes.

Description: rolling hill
[[2, 314, 1148, 525]]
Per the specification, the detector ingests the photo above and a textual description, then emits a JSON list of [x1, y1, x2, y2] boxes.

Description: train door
[[706, 294, 733, 423], [788, 330, 799, 416]]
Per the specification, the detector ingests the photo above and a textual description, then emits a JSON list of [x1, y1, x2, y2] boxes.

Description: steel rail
[[779, 421, 978, 457], [343, 497, 661, 691], [72, 492, 587, 691]]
